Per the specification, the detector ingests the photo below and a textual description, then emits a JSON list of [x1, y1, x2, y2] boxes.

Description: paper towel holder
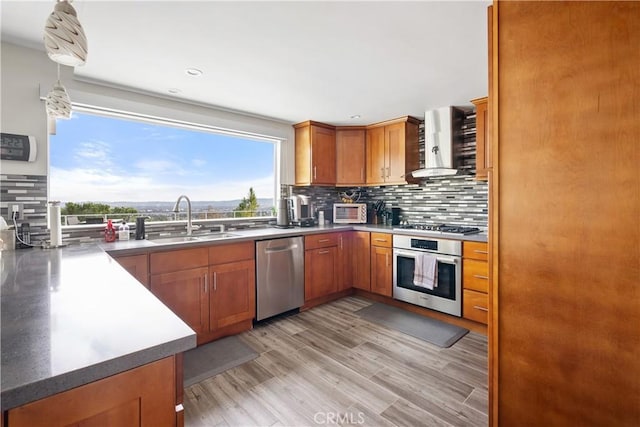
[[44, 200, 67, 249]]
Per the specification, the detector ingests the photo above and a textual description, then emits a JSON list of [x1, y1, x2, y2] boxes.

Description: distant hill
[[61, 199, 274, 212]]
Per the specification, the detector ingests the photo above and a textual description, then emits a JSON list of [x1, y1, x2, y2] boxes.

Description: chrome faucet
[[173, 195, 195, 236]]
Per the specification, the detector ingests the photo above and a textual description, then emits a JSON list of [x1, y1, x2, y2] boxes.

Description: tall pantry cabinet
[[490, 2, 640, 426]]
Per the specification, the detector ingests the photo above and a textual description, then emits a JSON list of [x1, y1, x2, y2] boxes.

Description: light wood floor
[[184, 296, 488, 427]]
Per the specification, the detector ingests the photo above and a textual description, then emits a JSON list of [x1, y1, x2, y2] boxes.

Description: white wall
[[0, 43, 52, 175], [0, 42, 295, 184]]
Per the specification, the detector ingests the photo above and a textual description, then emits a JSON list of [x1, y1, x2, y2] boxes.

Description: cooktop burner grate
[[394, 223, 481, 235]]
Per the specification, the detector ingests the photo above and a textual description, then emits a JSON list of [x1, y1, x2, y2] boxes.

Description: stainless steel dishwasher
[[256, 236, 304, 321]]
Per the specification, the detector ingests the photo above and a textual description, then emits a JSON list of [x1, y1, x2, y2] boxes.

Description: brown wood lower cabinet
[[209, 260, 255, 330], [463, 289, 488, 324], [370, 233, 392, 297], [113, 253, 149, 286], [351, 231, 371, 291], [304, 233, 341, 301], [462, 241, 489, 325], [304, 246, 338, 301], [150, 267, 209, 336], [7, 356, 178, 427], [149, 242, 255, 345], [337, 232, 352, 291]]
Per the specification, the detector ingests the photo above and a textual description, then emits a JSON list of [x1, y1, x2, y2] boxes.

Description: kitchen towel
[[413, 253, 438, 289]]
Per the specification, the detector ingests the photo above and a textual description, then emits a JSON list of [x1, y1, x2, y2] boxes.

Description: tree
[[62, 202, 113, 215], [111, 206, 138, 214], [234, 187, 259, 217], [61, 203, 138, 223]]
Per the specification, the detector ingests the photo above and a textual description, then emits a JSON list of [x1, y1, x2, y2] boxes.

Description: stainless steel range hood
[[411, 106, 465, 178]]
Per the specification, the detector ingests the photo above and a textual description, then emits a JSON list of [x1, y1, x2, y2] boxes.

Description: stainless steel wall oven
[[392, 235, 462, 317]]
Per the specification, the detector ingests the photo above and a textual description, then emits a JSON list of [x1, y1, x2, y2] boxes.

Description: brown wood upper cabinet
[[365, 117, 420, 185], [294, 121, 336, 186], [471, 4, 493, 182], [336, 127, 366, 186], [471, 97, 490, 180]]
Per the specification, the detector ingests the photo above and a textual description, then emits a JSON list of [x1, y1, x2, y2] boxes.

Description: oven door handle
[[394, 249, 459, 264]]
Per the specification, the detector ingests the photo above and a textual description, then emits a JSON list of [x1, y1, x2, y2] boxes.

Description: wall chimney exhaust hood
[[411, 106, 465, 178]]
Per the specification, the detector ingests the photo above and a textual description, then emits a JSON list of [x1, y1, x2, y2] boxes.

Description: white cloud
[[192, 159, 207, 167], [50, 167, 274, 202], [73, 141, 114, 169], [134, 159, 180, 173]]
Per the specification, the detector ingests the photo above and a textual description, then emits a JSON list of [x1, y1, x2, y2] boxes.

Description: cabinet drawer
[[209, 241, 254, 265], [463, 289, 488, 325], [370, 232, 392, 248], [305, 233, 339, 250], [463, 259, 489, 293], [150, 247, 208, 275], [463, 241, 488, 261]]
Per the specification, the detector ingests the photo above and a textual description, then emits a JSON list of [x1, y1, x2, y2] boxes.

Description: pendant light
[[46, 64, 72, 119], [44, 0, 88, 67]]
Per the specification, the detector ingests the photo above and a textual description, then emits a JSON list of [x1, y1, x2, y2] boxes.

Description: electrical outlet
[[10, 203, 23, 220]]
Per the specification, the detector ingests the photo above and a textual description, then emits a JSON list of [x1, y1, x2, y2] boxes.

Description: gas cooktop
[[393, 223, 482, 235]]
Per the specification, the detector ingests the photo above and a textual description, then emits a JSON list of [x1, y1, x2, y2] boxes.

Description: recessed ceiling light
[[350, 114, 361, 119], [168, 88, 181, 94], [185, 68, 203, 77]]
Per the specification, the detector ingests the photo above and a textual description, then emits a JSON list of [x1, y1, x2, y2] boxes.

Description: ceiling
[[1, 0, 490, 126]]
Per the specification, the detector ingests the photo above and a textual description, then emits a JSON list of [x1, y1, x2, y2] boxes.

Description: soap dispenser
[[118, 220, 130, 241], [104, 220, 116, 243]]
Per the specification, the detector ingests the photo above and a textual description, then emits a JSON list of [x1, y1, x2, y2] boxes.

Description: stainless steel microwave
[[333, 203, 367, 224]]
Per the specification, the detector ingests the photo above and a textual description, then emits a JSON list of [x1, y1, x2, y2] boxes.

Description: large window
[[50, 111, 277, 223]]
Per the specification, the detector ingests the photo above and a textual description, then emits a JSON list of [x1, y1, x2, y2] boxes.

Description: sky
[[50, 112, 276, 203]]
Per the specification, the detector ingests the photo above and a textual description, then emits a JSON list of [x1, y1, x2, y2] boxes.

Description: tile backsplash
[[0, 174, 49, 243], [291, 176, 488, 230]]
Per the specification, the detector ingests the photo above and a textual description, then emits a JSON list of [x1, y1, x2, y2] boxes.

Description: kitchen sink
[[149, 233, 238, 244], [149, 236, 201, 244], [197, 233, 239, 240]]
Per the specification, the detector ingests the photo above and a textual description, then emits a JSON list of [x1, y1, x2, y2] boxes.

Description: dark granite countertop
[[101, 223, 487, 255], [0, 244, 196, 411], [1, 223, 486, 411]]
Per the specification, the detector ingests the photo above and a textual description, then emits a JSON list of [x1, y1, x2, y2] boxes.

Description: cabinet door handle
[[318, 239, 330, 243], [340, 235, 343, 250], [473, 274, 489, 280], [474, 250, 489, 254], [386, 253, 390, 266], [386, 167, 390, 178], [318, 249, 330, 254], [213, 272, 217, 291], [473, 306, 489, 312], [314, 166, 317, 179], [361, 167, 364, 180], [203, 274, 208, 293], [380, 167, 385, 179], [374, 238, 387, 242]]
